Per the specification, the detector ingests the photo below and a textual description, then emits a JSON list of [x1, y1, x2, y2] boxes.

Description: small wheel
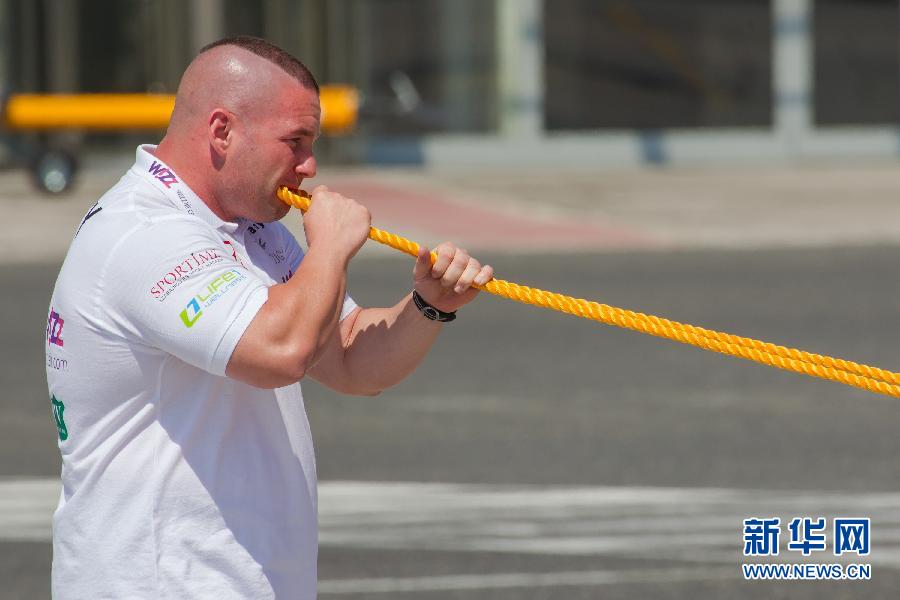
[[31, 149, 77, 194]]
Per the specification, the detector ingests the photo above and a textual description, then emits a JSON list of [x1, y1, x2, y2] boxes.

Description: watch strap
[[412, 290, 457, 322]]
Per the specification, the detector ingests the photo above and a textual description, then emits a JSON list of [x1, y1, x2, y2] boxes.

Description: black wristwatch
[[412, 290, 457, 322]]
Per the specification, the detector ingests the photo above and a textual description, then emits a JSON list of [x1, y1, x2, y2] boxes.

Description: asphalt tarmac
[[4, 245, 900, 598]]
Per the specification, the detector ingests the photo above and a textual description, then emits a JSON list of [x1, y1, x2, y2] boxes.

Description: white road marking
[[316, 481, 900, 567], [2, 478, 895, 573], [317, 567, 736, 595], [0, 478, 60, 542]]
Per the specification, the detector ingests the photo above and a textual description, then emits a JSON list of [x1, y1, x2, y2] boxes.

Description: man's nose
[[295, 154, 317, 180]]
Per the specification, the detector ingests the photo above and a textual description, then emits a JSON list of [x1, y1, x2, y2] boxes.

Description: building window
[[814, 0, 900, 126], [544, 0, 772, 130]]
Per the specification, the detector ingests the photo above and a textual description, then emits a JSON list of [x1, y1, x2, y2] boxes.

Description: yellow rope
[[277, 186, 900, 398]]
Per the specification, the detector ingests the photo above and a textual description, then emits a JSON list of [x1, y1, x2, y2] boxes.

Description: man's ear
[[208, 108, 232, 156]]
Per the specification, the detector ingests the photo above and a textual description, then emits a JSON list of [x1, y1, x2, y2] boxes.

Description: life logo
[[148, 160, 178, 188], [179, 269, 246, 328], [47, 308, 65, 347]]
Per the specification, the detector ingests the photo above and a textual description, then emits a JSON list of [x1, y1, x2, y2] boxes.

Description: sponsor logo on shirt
[[248, 223, 288, 265], [148, 160, 179, 188], [247, 222, 265, 235], [51, 395, 68, 441], [150, 248, 223, 302], [175, 189, 195, 215], [75, 201, 102, 237], [223, 240, 245, 267], [179, 269, 248, 328], [267, 244, 287, 265], [46, 308, 69, 373], [47, 308, 65, 347], [47, 354, 68, 372]]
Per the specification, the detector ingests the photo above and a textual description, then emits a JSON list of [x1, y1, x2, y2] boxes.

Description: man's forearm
[[271, 247, 347, 364], [227, 246, 346, 387], [342, 292, 443, 393], [307, 241, 491, 395]]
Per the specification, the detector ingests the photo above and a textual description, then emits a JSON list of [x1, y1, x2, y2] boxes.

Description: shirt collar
[[131, 144, 240, 234]]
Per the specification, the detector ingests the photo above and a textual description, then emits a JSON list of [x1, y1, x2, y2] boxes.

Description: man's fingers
[[440, 249, 470, 288], [474, 265, 494, 286], [453, 259, 483, 294], [413, 246, 432, 280], [430, 244, 456, 279]]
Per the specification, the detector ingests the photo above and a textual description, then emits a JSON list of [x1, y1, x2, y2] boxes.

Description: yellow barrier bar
[[5, 94, 175, 130], [318, 85, 360, 134], [4, 85, 359, 133]]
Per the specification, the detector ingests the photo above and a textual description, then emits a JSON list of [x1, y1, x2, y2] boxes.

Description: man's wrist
[[412, 290, 457, 322]]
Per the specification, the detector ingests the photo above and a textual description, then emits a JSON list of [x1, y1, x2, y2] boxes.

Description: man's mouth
[[279, 178, 303, 192]]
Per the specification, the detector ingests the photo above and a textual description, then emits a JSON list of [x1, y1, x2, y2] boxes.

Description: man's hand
[[227, 186, 369, 389], [302, 185, 371, 264], [310, 243, 494, 395], [413, 243, 494, 313]]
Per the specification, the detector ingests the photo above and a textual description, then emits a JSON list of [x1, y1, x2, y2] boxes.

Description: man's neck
[[153, 138, 233, 222]]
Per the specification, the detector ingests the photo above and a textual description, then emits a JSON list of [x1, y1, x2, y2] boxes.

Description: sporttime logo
[[148, 160, 178, 188], [150, 248, 223, 302], [179, 269, 247, 328], [47, 308, 64, 347]]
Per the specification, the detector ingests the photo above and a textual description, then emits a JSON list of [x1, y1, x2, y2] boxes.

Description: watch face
[[424, 307, 440, 321]]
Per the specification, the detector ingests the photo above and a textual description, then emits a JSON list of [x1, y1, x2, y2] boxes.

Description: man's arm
[[226, 186, 370, 389], [310, 243, 493, 395]]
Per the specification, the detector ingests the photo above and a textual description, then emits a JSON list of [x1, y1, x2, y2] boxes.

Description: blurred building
[[0, 0, 898, 166]]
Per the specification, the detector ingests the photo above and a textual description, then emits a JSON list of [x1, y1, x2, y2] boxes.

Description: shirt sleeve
[[281, 222, 359, 321], [103, 217, 268, 376]]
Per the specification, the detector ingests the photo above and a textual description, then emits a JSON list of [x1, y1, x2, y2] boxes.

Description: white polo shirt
[[45, 145, 357, 599]]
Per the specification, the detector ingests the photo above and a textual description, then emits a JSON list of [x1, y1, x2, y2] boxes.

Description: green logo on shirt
[[179, 269, 246, 328], [180, 298, 203, 328], [51, 395, 68, 441]]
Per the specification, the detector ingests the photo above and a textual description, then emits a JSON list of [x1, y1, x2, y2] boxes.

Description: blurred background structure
[[0, 0, 897, 167]]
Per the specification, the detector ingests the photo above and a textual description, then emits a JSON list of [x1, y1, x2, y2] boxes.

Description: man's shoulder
[[80, 173, 215, 242], [97, 171, 191, 221], [65, 180, 223, 281]]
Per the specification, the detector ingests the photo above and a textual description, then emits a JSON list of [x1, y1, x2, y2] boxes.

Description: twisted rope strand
[[277, 186, 900, 398]]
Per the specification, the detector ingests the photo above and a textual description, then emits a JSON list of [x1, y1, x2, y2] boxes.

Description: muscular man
[[45, 36, 492, 599]]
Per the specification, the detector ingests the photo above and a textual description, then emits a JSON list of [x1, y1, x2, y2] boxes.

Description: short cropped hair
[[199, 36, 320, 94]]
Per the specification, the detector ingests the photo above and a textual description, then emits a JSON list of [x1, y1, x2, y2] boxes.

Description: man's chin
[[270, 201, 292, 222], [250, 192, 292, 223]]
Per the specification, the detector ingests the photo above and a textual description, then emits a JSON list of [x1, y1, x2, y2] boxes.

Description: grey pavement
[[3, 158, 900, 598]]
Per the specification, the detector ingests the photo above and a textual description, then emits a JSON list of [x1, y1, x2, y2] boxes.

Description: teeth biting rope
[[278, 186, 900, 399]]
